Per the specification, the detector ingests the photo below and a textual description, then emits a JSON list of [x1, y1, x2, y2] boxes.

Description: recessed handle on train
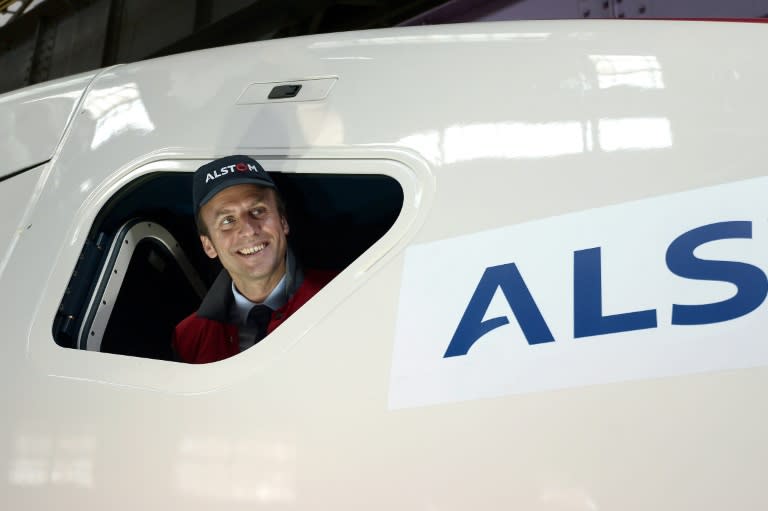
[[268, 84, 302, 99]]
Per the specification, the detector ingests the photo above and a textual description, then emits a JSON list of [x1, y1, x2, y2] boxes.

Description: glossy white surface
[[0, 72, 96, 178], [2, 20, 768, 510], [0, 164, 45, 278]]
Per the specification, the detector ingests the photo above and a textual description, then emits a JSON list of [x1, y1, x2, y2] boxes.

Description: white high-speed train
[[2, 19, 768, 510]]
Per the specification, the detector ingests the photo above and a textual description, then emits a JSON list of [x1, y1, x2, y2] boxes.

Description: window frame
[[80, 219, 206, 352], [31, 151, 433, 394]]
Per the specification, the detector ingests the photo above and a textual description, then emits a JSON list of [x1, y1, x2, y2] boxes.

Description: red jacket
[[173, 268, 336, 364]]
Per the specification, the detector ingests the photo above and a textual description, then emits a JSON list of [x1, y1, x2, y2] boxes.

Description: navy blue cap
[[193, 155, 276, 216]]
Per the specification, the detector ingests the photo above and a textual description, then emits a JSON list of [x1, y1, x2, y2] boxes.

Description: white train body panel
[[1, 20, 768, 509]]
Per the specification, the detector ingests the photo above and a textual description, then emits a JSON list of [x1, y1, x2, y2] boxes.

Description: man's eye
[[221, 217, 235, 226], [250, 208, 265, 217]]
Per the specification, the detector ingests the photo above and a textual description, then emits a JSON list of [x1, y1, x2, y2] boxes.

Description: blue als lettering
[[445, 220, 764, 358], [443, 263, 554, 358], [666, 221, 768, 325], [573, 247, 657, 338]]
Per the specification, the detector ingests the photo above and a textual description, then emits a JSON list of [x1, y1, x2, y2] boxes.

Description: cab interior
[[52, 171, 403, 361]]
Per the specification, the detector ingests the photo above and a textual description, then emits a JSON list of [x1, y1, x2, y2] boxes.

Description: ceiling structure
[[0, 0, 449, 93], [1, 0, 767, 95]]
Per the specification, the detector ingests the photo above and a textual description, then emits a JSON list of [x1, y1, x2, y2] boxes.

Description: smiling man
[[173, 155, 336, 364]]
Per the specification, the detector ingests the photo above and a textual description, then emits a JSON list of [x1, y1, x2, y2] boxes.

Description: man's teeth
[[238, 243, 266, 255]]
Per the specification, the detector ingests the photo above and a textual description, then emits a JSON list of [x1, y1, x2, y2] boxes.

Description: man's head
[[193, 156, 289, 301]]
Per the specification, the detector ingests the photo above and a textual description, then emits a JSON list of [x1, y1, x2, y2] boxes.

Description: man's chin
[[240, 264, 282, 283]]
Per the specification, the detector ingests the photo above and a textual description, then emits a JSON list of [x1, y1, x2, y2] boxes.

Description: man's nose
[[239, 213, 261, 235]]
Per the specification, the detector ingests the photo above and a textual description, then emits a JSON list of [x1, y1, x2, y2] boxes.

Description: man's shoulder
[[174, 312, 218, 344], [175, 311, 208, 331], [173, 311, 239, 363], [281, 267, 338, 312], [301, 268, 339, 291]]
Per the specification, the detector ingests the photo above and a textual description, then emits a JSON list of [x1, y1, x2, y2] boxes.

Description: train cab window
[[53, 170, 403, 361]]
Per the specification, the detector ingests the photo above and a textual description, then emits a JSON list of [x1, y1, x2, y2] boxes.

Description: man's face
[[199, 184, 289, 298]]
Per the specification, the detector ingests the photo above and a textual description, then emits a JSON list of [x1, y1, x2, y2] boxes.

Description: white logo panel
[[389, 178, 768, 409]]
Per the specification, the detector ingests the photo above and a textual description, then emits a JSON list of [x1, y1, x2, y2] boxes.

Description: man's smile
[[237, 242, 267, 256]]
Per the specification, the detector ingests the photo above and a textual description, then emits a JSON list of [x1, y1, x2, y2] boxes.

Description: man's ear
[[281, 216, 290, 236], [200, 235, 218, 259]]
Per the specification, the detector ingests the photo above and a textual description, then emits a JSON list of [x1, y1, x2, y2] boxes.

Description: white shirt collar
[[231, 274, 287, 324]]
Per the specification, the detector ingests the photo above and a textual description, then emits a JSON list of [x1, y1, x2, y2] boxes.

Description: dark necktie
[[247, 304, 272, 343]]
